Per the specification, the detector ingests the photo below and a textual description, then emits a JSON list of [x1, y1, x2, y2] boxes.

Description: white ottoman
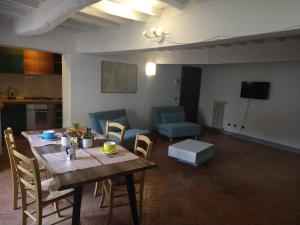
[[168, 139, 214, 166]]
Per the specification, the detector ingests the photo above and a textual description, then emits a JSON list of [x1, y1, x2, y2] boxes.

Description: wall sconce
[[143, 28, 169, 43], [145, 62, 156, 76]]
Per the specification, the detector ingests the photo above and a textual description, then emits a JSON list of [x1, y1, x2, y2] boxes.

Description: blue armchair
[[89, 109, 150, 150], [152, 106, 201, 142]]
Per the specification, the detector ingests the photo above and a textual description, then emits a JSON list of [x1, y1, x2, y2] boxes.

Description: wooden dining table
[[22, 129, 157, 225]]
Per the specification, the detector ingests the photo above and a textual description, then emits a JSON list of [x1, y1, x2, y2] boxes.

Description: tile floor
[[0, 130, 300, 225]]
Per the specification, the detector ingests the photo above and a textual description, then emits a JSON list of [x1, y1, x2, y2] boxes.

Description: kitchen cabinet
[[53, 53, 62, 75], [1, 104, 26, 135], [0, 47, 62, 76], [24, 49, 54, 75], [0, 47, 23, 74]]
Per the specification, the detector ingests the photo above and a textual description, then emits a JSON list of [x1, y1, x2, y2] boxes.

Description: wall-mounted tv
[[240, 81, 270, 99]]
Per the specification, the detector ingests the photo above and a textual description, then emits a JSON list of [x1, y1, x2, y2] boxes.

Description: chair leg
[[12, 181, 18, 210], [36, 208, 43, 225], [99, 183, 106, 208], [104, 183, 114, 225], [21, 211, 27, 225], [94, 182, 100, 197], [54, 201, 61, 217]]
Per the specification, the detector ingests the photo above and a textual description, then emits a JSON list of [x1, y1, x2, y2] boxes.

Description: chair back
[[152, 106, 185, 129], [134, 134, 153, 159], [4, 128, 18, 184], [12, 150, 43, 221], [105, 121, 126, 144]]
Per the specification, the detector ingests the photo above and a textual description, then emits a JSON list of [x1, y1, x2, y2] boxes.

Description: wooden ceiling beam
[[92, 1, 148, 21], [71, 12, 120, 28], [3, 0, 39, 10], [14, 0, 100, 36], [158, 0, 185, 9], [80, 7, 130, 25], [0, 1, 28, 17]]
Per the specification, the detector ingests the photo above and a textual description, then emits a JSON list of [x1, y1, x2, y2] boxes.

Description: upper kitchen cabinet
[[0, 47, 23, 74], [24, 49, 54, 75]]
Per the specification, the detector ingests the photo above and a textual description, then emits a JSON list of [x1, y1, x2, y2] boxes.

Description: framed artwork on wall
[[101, 61, 137, 93]]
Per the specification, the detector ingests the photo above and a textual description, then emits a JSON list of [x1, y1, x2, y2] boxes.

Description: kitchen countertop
[[0, 98, 62, 109]]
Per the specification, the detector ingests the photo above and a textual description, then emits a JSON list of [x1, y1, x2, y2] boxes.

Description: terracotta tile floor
[[1, 130, 300, 225]]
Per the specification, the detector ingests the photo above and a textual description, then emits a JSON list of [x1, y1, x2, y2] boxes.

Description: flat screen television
[[240, 81, 270, 99]]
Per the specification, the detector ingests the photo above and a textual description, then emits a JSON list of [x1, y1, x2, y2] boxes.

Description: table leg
[[125, 174, 139, 225], [72, 186, 83, 225]]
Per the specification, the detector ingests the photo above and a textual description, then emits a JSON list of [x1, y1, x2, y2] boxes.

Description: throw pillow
[[161, 112, 185, 123], [99, 116, 130, 133]]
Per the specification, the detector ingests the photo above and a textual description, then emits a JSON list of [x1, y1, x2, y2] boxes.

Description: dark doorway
[[179, 66, 202, 123]]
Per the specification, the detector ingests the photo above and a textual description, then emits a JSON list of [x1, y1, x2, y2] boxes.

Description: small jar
[[82, 128, 93, 148]]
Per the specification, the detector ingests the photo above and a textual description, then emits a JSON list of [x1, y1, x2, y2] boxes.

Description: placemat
[[43, 149, 102, 174], [85, 146, 139, 165], [28, 133, 62, 147]]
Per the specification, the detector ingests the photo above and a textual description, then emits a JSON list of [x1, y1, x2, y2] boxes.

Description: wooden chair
[[105, 121, 126, 144], [93, 121, 126, 197], [4, 127, 47, 210], [12, 149, 74, 225], [3, 127, 19, 209], [99, 134, 153, 225]]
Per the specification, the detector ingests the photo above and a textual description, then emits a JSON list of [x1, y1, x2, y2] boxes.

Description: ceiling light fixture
[[143, 28, 169, 43]]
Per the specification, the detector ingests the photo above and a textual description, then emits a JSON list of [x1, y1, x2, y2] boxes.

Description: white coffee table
[[168, 139, 214, 166]]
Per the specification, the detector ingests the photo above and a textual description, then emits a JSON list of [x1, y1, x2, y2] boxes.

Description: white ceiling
[[0, 0, 187, 33]]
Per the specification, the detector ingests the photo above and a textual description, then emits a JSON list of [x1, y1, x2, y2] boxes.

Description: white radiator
[[212, 101, 226, 130]]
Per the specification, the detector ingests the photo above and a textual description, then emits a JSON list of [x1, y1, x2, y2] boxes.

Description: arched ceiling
[[0, 0, 187, 35]]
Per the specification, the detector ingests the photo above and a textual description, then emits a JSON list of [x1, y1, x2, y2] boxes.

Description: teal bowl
[[42, 130, 55, 139]]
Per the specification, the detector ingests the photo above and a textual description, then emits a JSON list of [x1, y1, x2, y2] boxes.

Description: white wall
[[151, 37, 300, 64], [62, 53, 181, 129], [199, 62, 300, 149]]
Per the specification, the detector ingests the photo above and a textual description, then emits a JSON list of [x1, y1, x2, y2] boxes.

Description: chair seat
[[158, 122, 201, 138], [41, 178, 74, 204]]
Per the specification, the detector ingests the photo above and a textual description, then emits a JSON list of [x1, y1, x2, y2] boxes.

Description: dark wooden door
[[180, 66, 202, 123]]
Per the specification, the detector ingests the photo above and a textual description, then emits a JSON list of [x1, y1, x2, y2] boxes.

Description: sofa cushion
[[99, 116, 130, 133], [152, 106, 184, 130], [161, 112, 185, 123], [158, 122, 201, 138], [89, 109, 127, 134]]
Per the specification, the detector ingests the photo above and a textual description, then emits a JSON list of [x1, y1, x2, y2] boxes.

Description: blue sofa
[[152, 106, 201, 142], [89, 109, 150, 150]]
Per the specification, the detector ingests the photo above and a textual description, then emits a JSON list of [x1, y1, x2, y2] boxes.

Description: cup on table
[[61, 135, 69, 146], [42, 130, 55, 139], [66, 146, 76, 160]]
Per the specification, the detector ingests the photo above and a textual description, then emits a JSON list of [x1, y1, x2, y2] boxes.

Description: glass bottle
[[69, 130, 78, 148], [82, 128, 93, 148]]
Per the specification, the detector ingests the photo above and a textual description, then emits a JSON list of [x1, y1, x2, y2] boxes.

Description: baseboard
[[203, 125, 300, 155]]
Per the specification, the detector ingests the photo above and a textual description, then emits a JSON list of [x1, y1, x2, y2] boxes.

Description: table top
[[169, 139, 214, 153], [22, 129, 157, 190]]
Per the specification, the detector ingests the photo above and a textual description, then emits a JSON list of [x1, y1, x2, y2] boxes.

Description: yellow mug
[[103, 141, 116, 152]]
